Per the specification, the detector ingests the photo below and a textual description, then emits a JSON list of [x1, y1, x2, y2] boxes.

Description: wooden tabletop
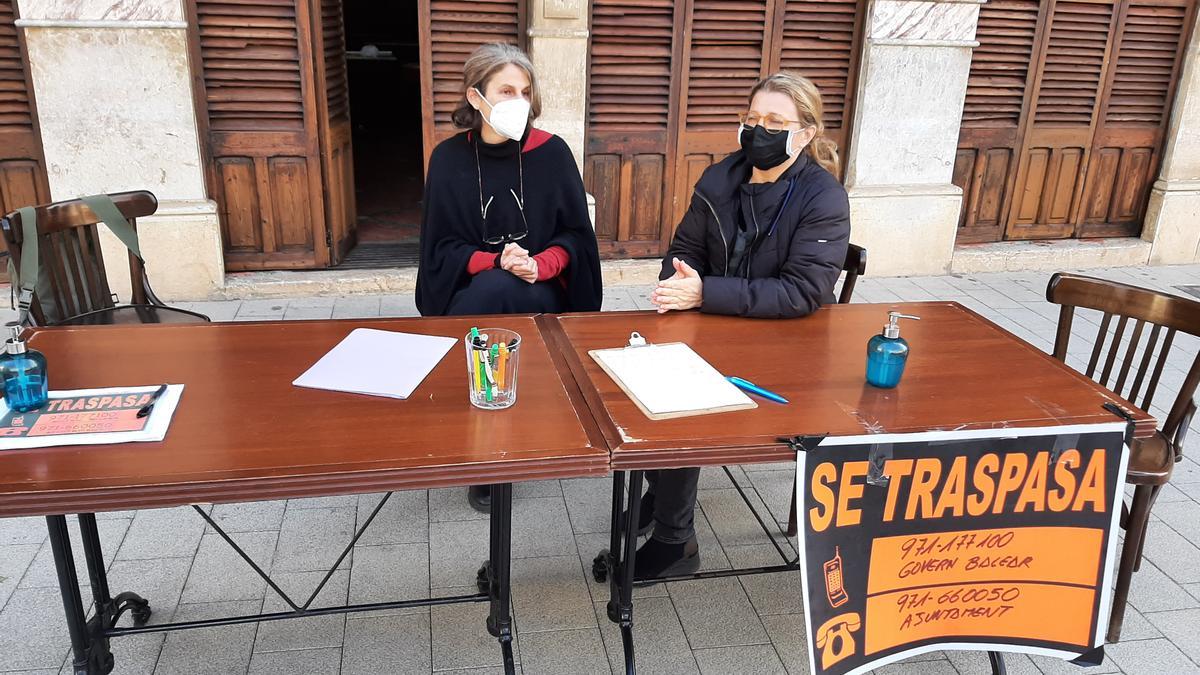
[[0, 316, 607, 517], [546, 303, 1156, 470]]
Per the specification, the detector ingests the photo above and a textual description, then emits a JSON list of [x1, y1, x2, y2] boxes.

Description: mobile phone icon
[[824, 546, 849, 608]]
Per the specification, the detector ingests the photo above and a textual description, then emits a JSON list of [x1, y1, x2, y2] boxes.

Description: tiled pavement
[[2, 264, 1200, 675]]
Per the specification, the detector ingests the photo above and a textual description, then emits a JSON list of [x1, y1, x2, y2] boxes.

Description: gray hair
[[451, 43, 542, 130]]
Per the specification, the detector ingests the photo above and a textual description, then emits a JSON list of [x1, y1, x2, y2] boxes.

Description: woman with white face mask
[[635, 72, 851, 580], [416, 42, 602, 513]]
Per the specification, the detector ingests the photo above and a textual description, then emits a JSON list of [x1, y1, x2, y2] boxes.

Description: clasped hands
[[499, 243, 538, 284], [650, 257, 702, 313]]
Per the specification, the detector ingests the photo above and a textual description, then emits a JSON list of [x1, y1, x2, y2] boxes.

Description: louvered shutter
[[775, 0, 865, 176], [192, 0, 334, 270], [684, 0, 770, 131], [0, 0, 50, 220], [585, 0, 679, 258], [1078, 0, 1194, 236], [1006, 0, 1118, 239], [314, 0, 356, 263], [953, 0, 1042, 242], [419, 0, 524, 163], [670, 0, 772, 227]]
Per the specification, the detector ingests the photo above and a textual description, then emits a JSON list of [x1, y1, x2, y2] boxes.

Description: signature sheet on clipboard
[[589, 342, 756, 420]]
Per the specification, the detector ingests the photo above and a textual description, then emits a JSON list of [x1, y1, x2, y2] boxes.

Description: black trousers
[[446, 269, 567, 315], [645, 468, 702, 544]]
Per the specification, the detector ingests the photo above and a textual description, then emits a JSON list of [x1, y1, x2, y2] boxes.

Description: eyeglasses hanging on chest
[[475, 141, 529, 246]]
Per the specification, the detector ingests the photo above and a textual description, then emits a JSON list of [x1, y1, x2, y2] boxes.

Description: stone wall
[[16, 0, 223, 300], [844, 0, 980, 276]]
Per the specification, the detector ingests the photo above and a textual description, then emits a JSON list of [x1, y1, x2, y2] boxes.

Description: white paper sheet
[[592, 342, 752, 415], [293, 328, 456, 399], [0, 384, 183, 451]]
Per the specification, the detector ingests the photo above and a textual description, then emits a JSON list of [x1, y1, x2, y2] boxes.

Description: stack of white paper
[[293, 328, 457, 399]]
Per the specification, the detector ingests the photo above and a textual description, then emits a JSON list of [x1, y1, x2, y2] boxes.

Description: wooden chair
[[0, 191, 209, 326], [1046, 272, 1200, 642], [781, 244, 866, 536], [838, 243, 866, 305]]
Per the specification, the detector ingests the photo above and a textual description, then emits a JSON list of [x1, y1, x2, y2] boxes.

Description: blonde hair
[[749, 71, 840, 176], [451, 43, 542, 130]]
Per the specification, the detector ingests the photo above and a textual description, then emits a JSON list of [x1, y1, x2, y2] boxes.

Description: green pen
[[490, 343, 500, 396], [482, 349, 495, 402]]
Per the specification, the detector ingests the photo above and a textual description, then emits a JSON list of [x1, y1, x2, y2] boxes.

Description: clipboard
[[588, 332, 757, 420]]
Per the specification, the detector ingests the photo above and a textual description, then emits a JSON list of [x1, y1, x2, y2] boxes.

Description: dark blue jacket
[[660, 151, 850, 319]]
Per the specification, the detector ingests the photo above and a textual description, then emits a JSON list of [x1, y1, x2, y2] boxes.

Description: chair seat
[[54, 305, 210, 326], [1126, 430, 1174, 485]]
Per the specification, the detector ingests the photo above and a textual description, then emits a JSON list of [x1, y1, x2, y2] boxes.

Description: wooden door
[[1006, 0, 1120, 240], [1077, 0, 1195, 236], [314, 0, 356, 263], [0, 0, 50, 218], [669, 0, 775, 227], [584, 0, 684, 258], [953, 0, 1044, 243], [189, 0, 334, 270], [582, 0, 866, 259], [417, 0, 526, 169]]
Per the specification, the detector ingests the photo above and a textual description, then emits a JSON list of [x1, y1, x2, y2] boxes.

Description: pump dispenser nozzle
[[883, 312, 920, 339], [4, 321, 26, 355]]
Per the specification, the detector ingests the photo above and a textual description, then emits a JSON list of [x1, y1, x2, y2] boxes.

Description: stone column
[[1143, 14, 1200, 265], [526, 0, 589, 172], [843, 0, 981, 276], [16, 0, 223, 300]]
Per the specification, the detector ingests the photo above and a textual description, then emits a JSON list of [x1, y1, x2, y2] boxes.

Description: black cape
[[416, 128, 603, 316]]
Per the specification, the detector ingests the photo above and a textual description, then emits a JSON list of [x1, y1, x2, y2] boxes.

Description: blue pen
[[727, 376, 789, 404]]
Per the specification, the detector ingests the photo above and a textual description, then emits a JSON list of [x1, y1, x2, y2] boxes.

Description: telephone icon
[[815, 612, 861, 670], [824, 546, 849, 608]]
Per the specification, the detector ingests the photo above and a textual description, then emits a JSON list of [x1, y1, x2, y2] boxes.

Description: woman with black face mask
[[635, 72, 851, 579]]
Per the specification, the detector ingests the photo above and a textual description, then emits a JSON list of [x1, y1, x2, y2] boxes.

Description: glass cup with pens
[[465, 327, 521, 410]]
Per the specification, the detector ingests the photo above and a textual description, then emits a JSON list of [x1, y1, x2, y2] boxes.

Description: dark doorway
[[341, 0, 422, 268]]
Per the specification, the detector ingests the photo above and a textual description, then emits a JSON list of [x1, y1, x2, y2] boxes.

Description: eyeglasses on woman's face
[[738, 111, 806, 134]]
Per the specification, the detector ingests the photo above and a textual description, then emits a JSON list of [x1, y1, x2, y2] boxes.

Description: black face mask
[[739, 125, 793, 170]]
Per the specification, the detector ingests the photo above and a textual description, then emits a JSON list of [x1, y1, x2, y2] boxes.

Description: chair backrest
[[1046, 272, 1200, 455], [838, 244, 866, 304], [0, 191, 157, 325]]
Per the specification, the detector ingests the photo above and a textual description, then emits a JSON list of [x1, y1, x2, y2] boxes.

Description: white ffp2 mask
[[475, 89, 530, 142]]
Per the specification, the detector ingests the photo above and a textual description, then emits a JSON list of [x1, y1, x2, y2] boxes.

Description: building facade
[[1, 0, 1198, 299]]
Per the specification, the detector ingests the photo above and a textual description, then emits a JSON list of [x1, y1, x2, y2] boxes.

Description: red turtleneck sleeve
[[466, 251, 499, 275]]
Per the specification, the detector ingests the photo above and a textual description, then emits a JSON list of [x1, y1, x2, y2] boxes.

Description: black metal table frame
[[594, 467, 1009, 675], [46, 483, 516, 675]]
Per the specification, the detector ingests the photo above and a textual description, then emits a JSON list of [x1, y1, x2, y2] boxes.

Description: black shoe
[[468, 485, 491, 514], [633, 536, 700, 582], [622, 492, 655, 537]]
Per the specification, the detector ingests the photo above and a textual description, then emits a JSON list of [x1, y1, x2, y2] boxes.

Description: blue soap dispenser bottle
[[0, 321, 48, 412], [866, 312, 920, 389]]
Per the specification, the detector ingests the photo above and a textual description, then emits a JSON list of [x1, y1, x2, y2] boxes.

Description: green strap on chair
[[13, 194, 145, 326]]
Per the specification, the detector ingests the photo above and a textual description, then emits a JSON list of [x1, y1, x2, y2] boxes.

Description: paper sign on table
[[0, 385, 183, 450]]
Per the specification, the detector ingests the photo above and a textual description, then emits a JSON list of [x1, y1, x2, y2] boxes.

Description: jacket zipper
[[694, 189, 729, 275], [746, 192, 762, 279]]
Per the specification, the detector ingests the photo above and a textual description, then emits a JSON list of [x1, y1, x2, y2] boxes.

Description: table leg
[[48, 515, 107, 675], [486, 482, 516, 675], [605, 470, 643, 675], [988, 651, 1006, 675], [78, 514, 152, 630]]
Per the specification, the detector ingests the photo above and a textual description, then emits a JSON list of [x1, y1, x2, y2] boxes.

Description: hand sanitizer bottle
[[866, 312, 920, 389], [0, 322, 48, 412]]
